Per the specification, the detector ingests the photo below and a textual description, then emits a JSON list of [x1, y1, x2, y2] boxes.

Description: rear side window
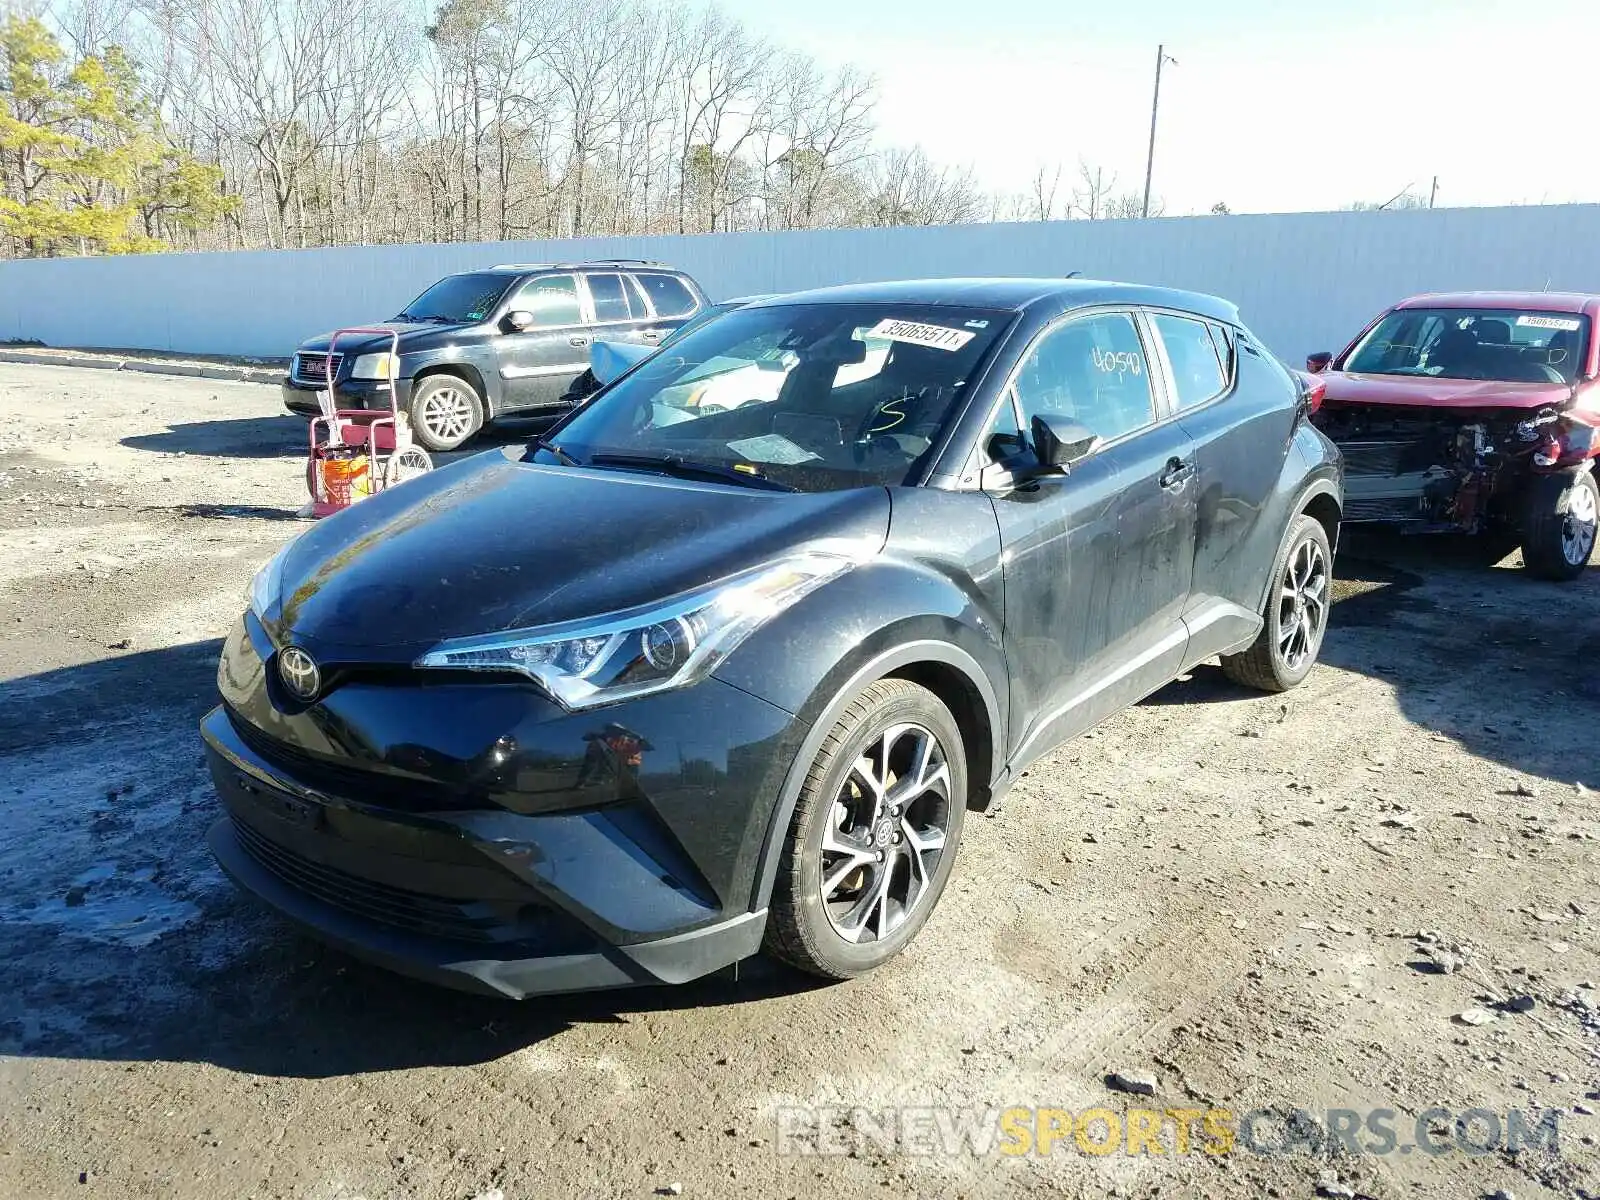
[[510, 275, 581, 328], [1151, 312, 1227, 410], [587, 273, 631, 323], [638, 273, 697, 318], [1009, 311, 1156, 444]]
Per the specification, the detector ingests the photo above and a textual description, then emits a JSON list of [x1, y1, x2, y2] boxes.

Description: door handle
[[642, 329, 663, 343], [569, 335, 591, 348], [1159, 457, 1193, 489]]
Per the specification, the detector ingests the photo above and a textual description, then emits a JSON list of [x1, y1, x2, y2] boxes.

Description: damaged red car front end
[[1308, 292, 1600, 580]]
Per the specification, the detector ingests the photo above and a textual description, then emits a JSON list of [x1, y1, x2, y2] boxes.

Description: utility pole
[[1429, 175, 1439, 208], [1141, 44, 1178, 219]]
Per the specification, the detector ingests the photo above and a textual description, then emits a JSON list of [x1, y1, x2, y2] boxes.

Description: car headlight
[[415, 549, 866, 709], [246, 540, 297, 619], [350, 353, 397, 381]]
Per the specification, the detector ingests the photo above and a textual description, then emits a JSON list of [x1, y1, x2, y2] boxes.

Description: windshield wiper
[[587, 451, 797, 492], [532, 436, 582, 466]]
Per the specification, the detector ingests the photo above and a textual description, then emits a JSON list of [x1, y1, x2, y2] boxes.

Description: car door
[[1150, 312, 1302, 664], [583, 270, 655, 350], [496, 272, 590, 410], [983, 308, 1198, 772]]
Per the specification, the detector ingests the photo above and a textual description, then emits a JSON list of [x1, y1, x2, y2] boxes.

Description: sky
[[721, 0, 1600, 216]]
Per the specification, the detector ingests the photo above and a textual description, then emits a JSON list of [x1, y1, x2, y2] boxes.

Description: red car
[[1307, 291, 1600, 580]]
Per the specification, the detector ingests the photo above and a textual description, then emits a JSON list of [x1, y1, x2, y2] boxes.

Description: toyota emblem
[[278, 646, 321, 701]]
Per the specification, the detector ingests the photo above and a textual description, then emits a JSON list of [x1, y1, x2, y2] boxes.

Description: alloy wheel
[[420, 386, 474, 443], [1277, 537, 1328, 673], [819, 722, 953, 944], [1562, 479, 1597, 566]]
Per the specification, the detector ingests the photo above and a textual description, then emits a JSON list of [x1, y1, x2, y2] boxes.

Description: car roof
[[478, 260, 681, 276], [742, 277, 1241, 325], [1395, 291, 1600, 316]]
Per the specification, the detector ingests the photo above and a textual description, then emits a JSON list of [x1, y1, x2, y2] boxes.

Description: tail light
[[1291, 369, 1326, 415]]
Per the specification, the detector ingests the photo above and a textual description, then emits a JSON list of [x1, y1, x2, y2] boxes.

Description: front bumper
[[203, 706, 774, 997], [201, 609, 806, 997], [283, 376, 414, 418]]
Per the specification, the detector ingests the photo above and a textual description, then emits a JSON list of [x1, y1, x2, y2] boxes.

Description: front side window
[[1343, 307, 1590, 384], [539, 303, 1012, 492], [587, 273, 631, 322], [397, 272, 514, 324], [639, 273, 698, 318], [1008, 311, 1156, 444], [510, 274, 581, 328], [1152, 312, 1227, 409]]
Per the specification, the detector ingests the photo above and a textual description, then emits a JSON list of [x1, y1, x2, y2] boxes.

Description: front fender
[[711, 558, 1008, 912], [404, 348, 502, 413]]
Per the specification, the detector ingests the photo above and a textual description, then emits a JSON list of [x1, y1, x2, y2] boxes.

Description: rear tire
[[1521, 467, 1597, 581], [1221, 514, 1332, 693], [409, 375, 484, 452], [764, 679, 967, 980]]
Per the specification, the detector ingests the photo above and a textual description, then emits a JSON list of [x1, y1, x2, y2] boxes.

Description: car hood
[[1322, 371, 1575, 411], [271, 450, 891, 654], [296, 321, 471, 357]]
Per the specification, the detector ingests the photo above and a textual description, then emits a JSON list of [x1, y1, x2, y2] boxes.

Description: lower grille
[[230, 817, 587, 949], [1345, 495, 1424, 523]]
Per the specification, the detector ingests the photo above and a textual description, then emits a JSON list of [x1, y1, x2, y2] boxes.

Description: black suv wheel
[[1221, 514, 1332, 693], [765, 679, 967, 979]]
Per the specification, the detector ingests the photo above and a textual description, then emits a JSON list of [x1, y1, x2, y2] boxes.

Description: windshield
[[397, 273, 514, 324], [1344, 307, 1589, 385], [658, 301, 740, 349], [538, 302, 1012, 492]]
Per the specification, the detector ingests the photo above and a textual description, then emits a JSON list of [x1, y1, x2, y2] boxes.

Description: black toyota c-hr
[[204, 279, 1343, 998]]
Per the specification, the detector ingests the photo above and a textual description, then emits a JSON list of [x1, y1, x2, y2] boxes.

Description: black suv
[[213, 279, 1343, 998], [282, 260, 709, 451]]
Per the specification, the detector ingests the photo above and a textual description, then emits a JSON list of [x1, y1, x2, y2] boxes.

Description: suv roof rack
[[488, 258, 671, 271]]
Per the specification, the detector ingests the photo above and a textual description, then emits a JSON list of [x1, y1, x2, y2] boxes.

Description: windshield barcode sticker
[[866, 318, 976, 352], [726, 434, 820, 465], [1515, 315, 1582, 332]]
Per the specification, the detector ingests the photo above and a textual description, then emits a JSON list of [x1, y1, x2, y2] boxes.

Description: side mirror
[[505, 310, 534, 332], [1305, 351, 1333, 374], [1031, 413, 1102, 470]]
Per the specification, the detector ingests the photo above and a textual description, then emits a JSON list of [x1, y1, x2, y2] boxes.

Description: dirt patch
[[1, 362, 1596, 1200]]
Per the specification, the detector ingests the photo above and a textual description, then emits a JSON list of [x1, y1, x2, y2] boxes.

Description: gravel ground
[[0, 362, 1597, 1200]]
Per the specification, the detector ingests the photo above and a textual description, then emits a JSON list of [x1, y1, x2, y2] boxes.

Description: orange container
[[319, 453, 370, 508]]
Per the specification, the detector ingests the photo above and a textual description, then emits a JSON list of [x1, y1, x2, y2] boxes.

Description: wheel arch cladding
[[742, 638, 1004, 914], [1301, 487, 1342, 556], [414, 360, 491, 411], [883, 659, 995, 814]]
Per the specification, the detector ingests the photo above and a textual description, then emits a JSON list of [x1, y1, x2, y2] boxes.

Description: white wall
[[3, 204, 1600, 363]]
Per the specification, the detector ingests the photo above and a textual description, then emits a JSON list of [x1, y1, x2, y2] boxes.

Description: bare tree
[[15, 0, 1036, 256], [1028, 162, 1062, 221], [1072, 159, 1115, 220]]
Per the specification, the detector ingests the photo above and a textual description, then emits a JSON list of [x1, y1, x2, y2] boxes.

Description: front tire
[[409, 375, 484, 452], [1221, 514, 1332, 693], [1521, 467, 1597, 581], [764, 679, 967, 980]]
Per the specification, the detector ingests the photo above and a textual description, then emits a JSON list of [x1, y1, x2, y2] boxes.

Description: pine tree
[[0, 14, 232, 256]]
